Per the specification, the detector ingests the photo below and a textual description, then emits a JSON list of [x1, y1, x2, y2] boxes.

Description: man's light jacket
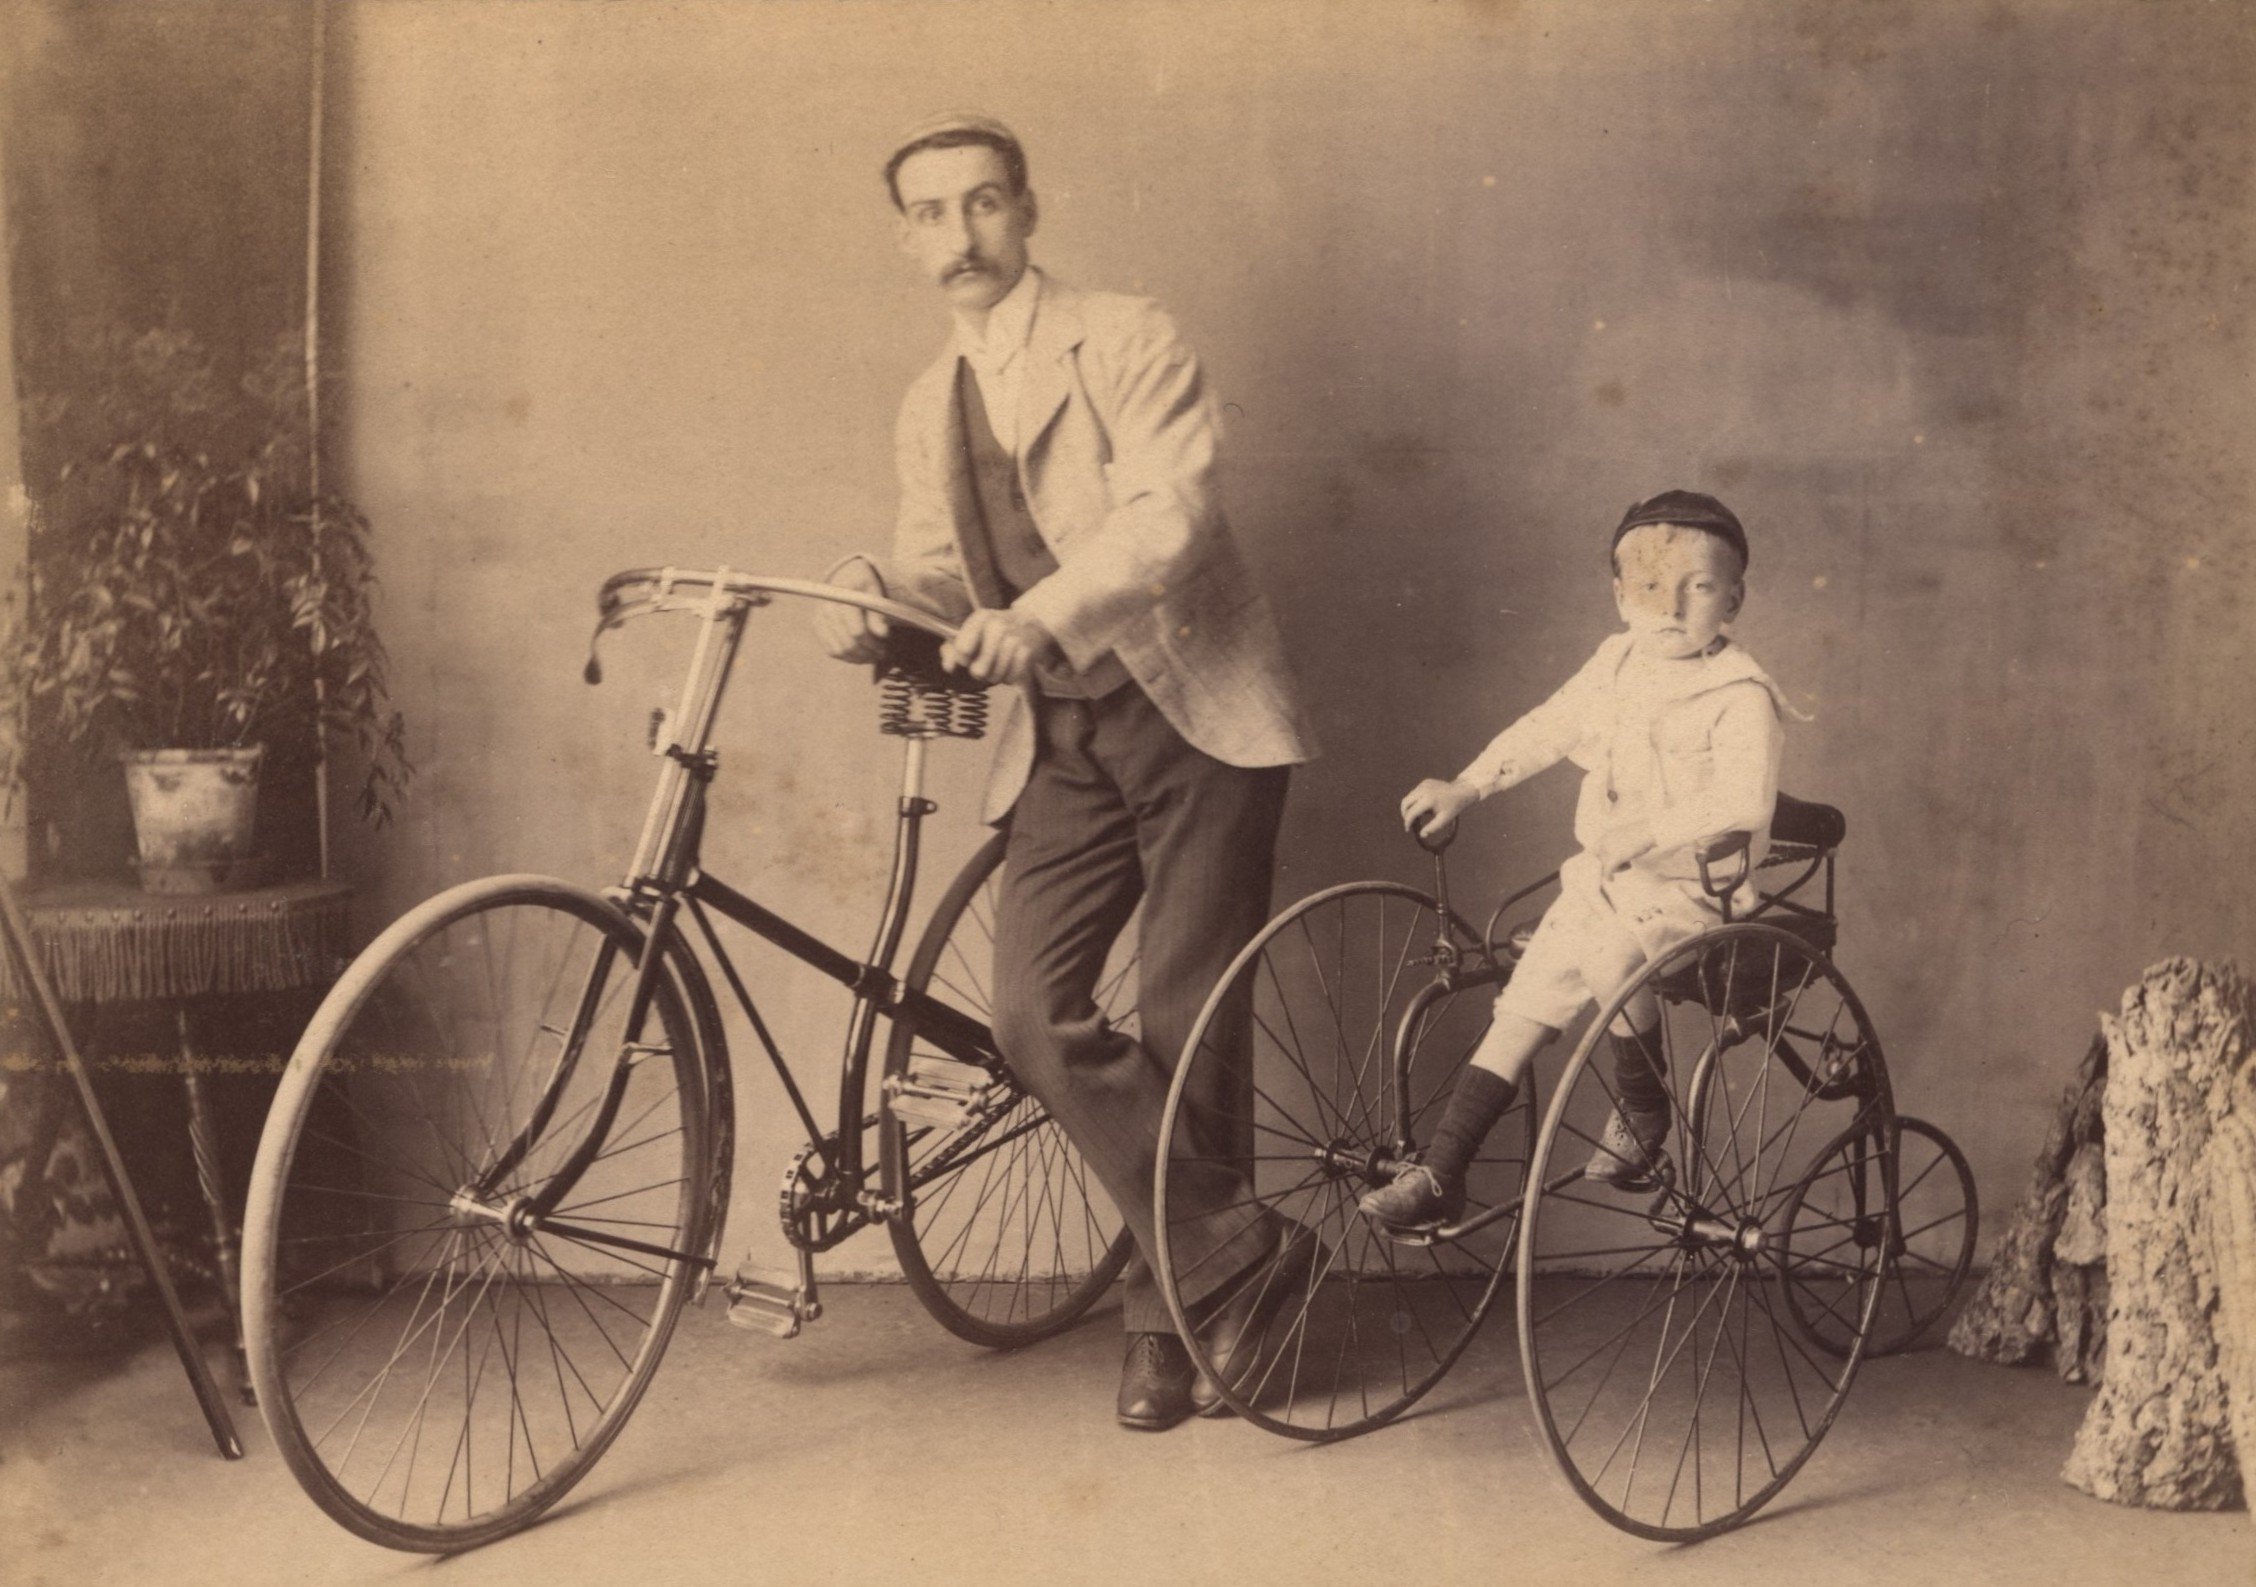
[[871, 270, 1316, 821]]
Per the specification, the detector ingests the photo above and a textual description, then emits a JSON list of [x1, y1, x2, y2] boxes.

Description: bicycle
[[240, 569, 1135, 1552], [1151, 796, 1978, 1540]]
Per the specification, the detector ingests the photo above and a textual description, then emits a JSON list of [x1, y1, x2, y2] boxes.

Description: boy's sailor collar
[[1601, 632, 1812, 721]]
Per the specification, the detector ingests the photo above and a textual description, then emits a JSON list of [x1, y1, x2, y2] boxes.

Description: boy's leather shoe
[[1583, 1104, 1672, 1189], [1117, 1331, 1196, 1430], [1189, 1222, 1324, 1417], [1356, 1162, 1464, 1231]]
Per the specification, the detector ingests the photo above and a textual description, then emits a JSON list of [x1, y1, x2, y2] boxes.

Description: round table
[[4, 878, 353, 1400]]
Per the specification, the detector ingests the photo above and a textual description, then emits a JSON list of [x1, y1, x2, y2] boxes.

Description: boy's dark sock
[[1609, 1023, 1669, 1116], [1422, 1066, 1519, 1190]]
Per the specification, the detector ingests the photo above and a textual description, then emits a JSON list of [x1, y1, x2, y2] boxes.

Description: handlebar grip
[[1695, 830, 1754, 899], [1411, 819, 1457, 854]]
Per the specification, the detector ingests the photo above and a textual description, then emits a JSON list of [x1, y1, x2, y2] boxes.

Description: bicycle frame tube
[[494, 571, 994, 1244], [831, 737, 931, 1181], [679, 737, 956, 1188]]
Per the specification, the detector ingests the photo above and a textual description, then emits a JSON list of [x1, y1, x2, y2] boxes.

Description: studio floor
[[2, 1284, 2248, 1587]]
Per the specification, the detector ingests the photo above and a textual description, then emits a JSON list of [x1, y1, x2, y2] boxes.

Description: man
[[814, 113, 1318, 1430]]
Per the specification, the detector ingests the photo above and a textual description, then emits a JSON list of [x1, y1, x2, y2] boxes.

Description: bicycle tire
[[243, 876, 713, 1552], [1780, 1114, 1976, 1358]]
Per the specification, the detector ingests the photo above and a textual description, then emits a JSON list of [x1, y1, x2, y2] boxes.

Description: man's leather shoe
[[1117, 1331, 1196, 1430], [1189, 1223, 1324, 1417]]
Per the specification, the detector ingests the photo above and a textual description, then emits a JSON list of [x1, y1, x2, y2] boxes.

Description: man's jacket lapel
[[1017, 281, 1087, 478]]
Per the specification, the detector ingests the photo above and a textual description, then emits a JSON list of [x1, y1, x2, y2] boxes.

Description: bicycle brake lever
[[583, 610, 620, 685]]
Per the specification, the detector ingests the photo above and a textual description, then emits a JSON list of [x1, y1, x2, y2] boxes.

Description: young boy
[[1361, 490, 1796, 1229]]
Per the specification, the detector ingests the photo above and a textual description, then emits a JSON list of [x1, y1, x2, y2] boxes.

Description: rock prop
[[1947, 1032, 2109, 1381], [1950, 959, 2252, 1509], [2060, 959, 2250, 1508]]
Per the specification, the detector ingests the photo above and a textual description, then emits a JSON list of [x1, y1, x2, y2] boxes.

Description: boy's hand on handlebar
[[942, 608, 1057, 687], [813, 560, 891, 663], [1401, 778, 1479, 844]]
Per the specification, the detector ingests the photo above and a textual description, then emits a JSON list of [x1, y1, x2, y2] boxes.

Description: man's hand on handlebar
[[812, 559, 891, 663], [1401, 777, 1480, 846], [943, 608, 1058, 688]]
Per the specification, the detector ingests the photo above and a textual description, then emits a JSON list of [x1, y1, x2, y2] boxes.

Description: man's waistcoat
[[953, 359, 1131, 701]]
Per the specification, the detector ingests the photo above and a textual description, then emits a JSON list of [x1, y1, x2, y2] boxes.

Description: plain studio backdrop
[[5, 0, 2251, 1283]]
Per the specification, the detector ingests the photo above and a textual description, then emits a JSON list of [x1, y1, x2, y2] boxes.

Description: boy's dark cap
[[1612, 490, 1749, 569]]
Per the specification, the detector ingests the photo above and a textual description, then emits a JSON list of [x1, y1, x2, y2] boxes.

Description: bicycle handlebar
[[585, 567, 962, 684]]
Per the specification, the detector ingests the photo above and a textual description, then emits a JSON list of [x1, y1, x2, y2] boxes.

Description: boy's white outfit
[[1462, 632, 1794, 1032]]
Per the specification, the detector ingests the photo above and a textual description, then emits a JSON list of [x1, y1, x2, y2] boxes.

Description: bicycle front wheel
[[881, 834, 1133, 1347], [242, 876, 713, 1552]]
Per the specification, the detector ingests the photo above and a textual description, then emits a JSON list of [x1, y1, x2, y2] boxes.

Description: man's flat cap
[[887, 112, 1024, 170]]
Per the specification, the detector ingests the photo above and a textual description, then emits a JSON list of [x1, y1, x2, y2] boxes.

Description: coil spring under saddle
[[876, 628, 990, 740]]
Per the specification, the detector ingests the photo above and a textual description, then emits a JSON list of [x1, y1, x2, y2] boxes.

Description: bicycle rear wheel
[[881, 834, 1134, 1347], [242, 876, 712, 1552]]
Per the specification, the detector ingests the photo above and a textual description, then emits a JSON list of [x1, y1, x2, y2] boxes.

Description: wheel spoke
[[243, 886, 704, 1547], [1155, 884, 1520, 1440], [1521, 922, 1886, 1539], [882, 840, 1130, 1348]]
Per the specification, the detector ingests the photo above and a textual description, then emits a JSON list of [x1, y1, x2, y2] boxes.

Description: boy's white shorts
[[1493, 852, 1725, 1032]]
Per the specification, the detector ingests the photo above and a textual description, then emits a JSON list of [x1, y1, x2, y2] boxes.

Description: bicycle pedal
[[724, 1263, 820, 1338], [883, 1055, 996, 1130]]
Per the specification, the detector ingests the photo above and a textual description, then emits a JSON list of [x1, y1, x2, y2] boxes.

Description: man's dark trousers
[[991, 684, 1288, 1335]]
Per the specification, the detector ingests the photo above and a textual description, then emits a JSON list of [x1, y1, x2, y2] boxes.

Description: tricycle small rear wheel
[[1780, 1114, 1976, 1357]]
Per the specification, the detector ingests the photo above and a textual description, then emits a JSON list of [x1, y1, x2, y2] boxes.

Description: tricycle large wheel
[[1155, 881, 1531, 1440], [1517, 922, 1894, 1540]]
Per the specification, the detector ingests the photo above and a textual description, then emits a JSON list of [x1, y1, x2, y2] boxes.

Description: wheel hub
[[1314, 1137, 1397, 1186], [445, 1186, 550, 1245], [1672, 1206, 1769, 1261]]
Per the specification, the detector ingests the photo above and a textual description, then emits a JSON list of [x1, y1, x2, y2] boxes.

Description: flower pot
[[119, 746, 265, 893]]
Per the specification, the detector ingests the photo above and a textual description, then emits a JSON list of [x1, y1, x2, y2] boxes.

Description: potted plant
[[1, 325, 409, 891]]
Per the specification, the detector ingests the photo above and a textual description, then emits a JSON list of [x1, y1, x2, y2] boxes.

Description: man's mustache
[[943, 258, 992, 282]]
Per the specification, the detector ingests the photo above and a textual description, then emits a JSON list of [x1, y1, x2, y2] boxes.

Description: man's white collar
[[954, 266, 1041, 372]]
